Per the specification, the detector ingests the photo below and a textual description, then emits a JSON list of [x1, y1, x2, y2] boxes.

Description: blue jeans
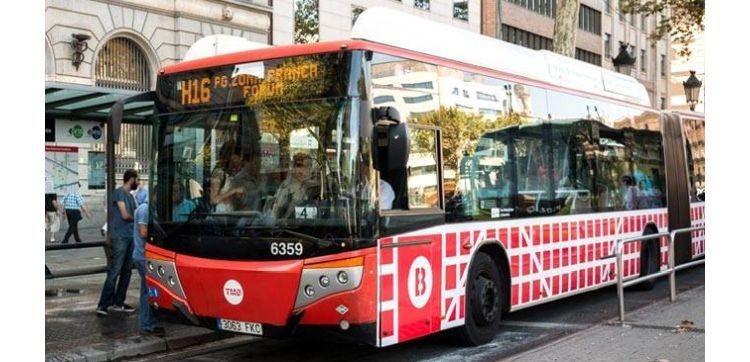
[[97, 236, 134, 309], [135, 260, 156, 331]]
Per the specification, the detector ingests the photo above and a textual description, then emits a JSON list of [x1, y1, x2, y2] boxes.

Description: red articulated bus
[[135, 8, 705, 346]]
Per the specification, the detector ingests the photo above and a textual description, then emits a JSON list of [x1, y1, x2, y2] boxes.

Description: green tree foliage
[[409, 106, 525, 172], [620, 0, 705, 58], [244, 55, 339, 168], [294, 0, 320, 44]]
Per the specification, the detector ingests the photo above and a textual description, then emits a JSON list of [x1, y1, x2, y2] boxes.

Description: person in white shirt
[[379, 179, 395, 210]]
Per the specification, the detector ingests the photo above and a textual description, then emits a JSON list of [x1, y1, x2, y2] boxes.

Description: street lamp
[[682, 70, 703, 111], [612, 43, 636, 76]]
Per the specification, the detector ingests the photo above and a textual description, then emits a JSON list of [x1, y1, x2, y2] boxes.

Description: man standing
[[96, 169, 139, 316], [61, 182, 92, 243], [135, 184, 149, 207], [133, 189, 165, 336]]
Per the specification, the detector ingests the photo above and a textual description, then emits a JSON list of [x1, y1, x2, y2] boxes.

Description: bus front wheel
[[458, 252, 503, 346]]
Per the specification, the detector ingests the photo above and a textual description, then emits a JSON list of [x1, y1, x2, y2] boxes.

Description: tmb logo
[[223, 279, 243, 305], [407, 256, 432, 309]]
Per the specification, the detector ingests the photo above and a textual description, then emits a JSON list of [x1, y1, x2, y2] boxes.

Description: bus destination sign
[[177, 61, 323, 107]]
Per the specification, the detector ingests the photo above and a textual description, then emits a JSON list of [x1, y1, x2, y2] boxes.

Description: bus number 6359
[[270, 242, 303, 256]]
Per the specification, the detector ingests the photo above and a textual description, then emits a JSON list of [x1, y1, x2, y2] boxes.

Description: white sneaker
[[110, 304, 136, 313]]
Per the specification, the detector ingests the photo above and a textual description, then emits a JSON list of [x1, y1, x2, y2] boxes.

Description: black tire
[[457, 252, 503, 346], [634, 228, 660, 290]]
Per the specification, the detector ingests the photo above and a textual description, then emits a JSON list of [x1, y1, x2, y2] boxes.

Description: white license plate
[[217, 318, 263, 336]]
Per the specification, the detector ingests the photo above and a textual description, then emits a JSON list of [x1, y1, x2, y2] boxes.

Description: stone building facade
[[45, 0, 273, 229], [669, 31, 704, 113], [46, 0, 272, 86], [601, 0, 671, 110]]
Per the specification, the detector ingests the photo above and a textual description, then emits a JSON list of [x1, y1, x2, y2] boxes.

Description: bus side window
[[551, 124, 580, 215], [619, 127, 666, 210], [378, 125, 442, 212], [513, 124, 554, 216], [593, 129, 629, 212], [404, 127, 441, 210], [682, 118, 705, 202], [553, 121, 595, 215]]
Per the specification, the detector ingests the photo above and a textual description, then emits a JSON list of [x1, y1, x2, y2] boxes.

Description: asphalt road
[[128, 264, 704, 362]]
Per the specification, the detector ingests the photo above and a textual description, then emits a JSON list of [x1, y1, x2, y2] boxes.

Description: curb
[[46, 327, 229, 362]]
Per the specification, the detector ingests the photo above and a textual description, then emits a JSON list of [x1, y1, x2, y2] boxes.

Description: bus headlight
[[337, 271, 349, 284], [304, 285, 315, 296], [295, 256, 364, 309], [145, 256, 187, 300], [319, 275, 330, 288]]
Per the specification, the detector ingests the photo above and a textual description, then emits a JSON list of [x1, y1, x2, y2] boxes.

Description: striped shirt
[[62, 193, 84, 210]]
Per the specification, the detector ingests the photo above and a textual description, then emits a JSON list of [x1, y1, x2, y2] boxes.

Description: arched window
[[95, 37, 151, 91], [94, 37, 153, 175]]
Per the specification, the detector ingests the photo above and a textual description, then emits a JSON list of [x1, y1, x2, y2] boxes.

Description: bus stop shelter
[[46, 82, 153, 124], [45, 81, 155, 277]]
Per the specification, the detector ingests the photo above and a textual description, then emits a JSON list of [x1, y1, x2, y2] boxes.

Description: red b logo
[[407, 256, 432, 308]]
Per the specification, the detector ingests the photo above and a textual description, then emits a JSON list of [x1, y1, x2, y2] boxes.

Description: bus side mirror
[[371, 106, 409, 171], [372, 106, 400, 123], [387, 122, 410, 170]]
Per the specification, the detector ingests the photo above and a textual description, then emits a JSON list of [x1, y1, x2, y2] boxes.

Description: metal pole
[[616, 239, 625, 324], [105, 114, 115, 268], [668, 233, 676, 302]]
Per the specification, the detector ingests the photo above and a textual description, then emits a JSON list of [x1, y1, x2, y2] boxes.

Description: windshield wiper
[[279, 228, 329, 246]]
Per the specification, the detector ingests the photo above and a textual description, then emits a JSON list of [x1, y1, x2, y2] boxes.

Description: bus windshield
[[150, 52, 378, 260]]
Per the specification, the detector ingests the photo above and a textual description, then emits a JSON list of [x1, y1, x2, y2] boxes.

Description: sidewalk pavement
[[504, 285, 705, 362], [46, 227, 109, 279], [46, 226, 103, 245], [45, 273, 232, 362]]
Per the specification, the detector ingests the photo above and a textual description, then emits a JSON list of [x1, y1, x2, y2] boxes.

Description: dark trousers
[[97, 236, 134, 309], [62, 209, 82, 243]]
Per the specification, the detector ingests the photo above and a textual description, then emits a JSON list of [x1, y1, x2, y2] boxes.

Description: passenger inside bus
[[209, 141, 245, 213], [621, 175, 639, 210], [172, 182, 197, 222], [379, 179, 395, 210], [231, 156, 267, 212], [268, 152, 319, 220]]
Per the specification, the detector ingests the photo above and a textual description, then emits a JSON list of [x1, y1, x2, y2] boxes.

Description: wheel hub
[[473, 274, 499, 325]]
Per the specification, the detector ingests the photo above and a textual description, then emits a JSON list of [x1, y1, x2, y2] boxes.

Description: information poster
[[45, 145, 79, 196], [88, 151, 105, 189]]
